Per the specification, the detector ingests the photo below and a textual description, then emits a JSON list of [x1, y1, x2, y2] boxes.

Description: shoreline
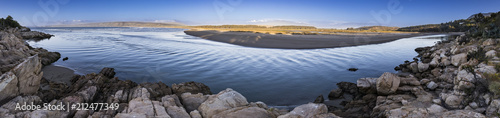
[[2, 27, 499, 117], [184, 30, 462, 49]]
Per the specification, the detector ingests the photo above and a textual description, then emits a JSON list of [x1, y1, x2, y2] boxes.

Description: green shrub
[[467, 47, 487, 63]]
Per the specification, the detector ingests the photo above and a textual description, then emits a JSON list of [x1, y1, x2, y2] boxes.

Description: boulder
[[417, 62, 430, 72], [486, 100, 500, 117], [198, 88, 248, 118], [277, 103, 332, 118], [356, 77, 378, 94], [426, 81, 438, 90], [190, 110, 202, 118], [126, 97, 155, 117], [314, 95, 324, 103], [139, 82, 173, 100], [476, 63, 497, 74], [99, 67, 116, 78], [441, 110, 485, 118], [12, 55, 43, 95], [376, 72, 401, 95], [445, 95, 464, 109], [166, 106, 190, 118], [180, 93, 208, 112], [212, 106, 274, 118], [171, 81, 211, 96], [0, 72, 19, 102], [385, 107, 429, 118], [482, 38, 497, 46], [441, 56, 451, 66], [328, 89, 343, 99], [161, 94, 182, 107], [429, 56, 440, 67], [408, 62, 419, 73], [451, 53, 467, 66], [485, 50, 497, 58]]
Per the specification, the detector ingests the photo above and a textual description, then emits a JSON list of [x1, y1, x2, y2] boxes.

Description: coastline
[[184, 30, 461, 49], [1, 27, 499, 117]]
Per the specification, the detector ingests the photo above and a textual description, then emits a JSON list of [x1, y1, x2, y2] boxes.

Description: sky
[[1, 0, 499, 28]]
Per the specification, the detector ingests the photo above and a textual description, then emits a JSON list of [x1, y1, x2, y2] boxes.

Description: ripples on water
[[29, 27, 444, 106]]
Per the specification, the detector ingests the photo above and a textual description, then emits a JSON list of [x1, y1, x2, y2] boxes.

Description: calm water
[[28, 27, 444, 106]]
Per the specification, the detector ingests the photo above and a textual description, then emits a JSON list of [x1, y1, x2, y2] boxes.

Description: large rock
[[198, 88, 248, 118], [0, 55, 42, 102], [0, 72, 18, 102], [126, 97, 156, 117], [277, 103, 337, 118], [181, 93, 208, 112], [455, 70, 476, 91], [486, 100, 500, 117], [385, 107, 429, 118], [486, 50, 497, 58], [441, 110, 485, 118], [172, 81, 211, 96], [445, 95, 464, 109], [357, 77, 378, 94], [451, 53, 467, 66], [417, 62, 430, 72], [376, 72, 401, 95], [166, 106, 190, 118], [482, 38, 497, 46], [19, 31, 53, 40], [476, 63, 498, 74], [213, 106, 274, 118]]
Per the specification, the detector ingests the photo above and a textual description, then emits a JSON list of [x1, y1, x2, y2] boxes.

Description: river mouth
[[28, 27, 446, 106]]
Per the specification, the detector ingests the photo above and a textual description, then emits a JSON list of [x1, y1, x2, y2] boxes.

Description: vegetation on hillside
[[349, 26, 399, 31], [0, 15, 22, 29], [397, 11, 500, 38]]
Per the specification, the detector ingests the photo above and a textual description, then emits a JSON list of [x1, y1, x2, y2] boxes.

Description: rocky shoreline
[[1, 27, 499, 118]]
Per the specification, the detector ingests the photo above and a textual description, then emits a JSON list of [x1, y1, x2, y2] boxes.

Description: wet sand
[[184, 30, 442, 49]]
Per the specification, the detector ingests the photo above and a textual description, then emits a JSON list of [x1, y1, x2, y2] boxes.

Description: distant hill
[[48, 21, 185, 27], [397, 11, 499, 38], [354, 26, 399, 31]]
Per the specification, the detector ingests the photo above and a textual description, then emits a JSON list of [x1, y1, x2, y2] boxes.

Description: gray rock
[[356, 77, 378, 94], [426, 81, 438, 90], [486, 100, 500, 117], [385, 107, 428, 118], [180, 93, 208, 112], [451, 53, 467, 66], [427, 104, 448, 115], [441, 56, 451, 66], [485, 50, 497, 58], [198, 88, 248, 118], [166, 106, 190, 118], [126, 97, 155, 117], [0, 72, 18, 102], [172, 81, 211, 96], [376, 72, 401, 95], [482, 38, 497, 46], [432, 99, 441, 104], [418, 62, 430, 72], [115, 113, 147, 118], [278, 103, 329, 118], [249, 101, 268, 109], [408, 62, 419, 73], [445, 95, 463, 109], [441, 110, 485, 118], [213, 106, 274, 118], [476, 63, 498, 74], [161, 94, 182, 107], [189, 110, 202, 118]]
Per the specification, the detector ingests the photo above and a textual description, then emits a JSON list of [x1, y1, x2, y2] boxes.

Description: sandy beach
[[184, 30, 448, 49]]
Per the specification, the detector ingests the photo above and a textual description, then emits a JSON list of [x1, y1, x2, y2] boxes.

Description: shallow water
[[28, 27, 445, 106]]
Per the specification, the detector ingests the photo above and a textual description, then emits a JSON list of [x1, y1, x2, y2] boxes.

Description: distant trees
[[0, 15, 22, 29], [397, 11, 500, 38]]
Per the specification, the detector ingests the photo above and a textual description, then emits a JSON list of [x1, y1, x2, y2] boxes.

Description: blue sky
[[1, 0, 499, 28]]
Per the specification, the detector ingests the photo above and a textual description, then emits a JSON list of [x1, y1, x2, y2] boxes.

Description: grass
[[485, 73, 500, 98]]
